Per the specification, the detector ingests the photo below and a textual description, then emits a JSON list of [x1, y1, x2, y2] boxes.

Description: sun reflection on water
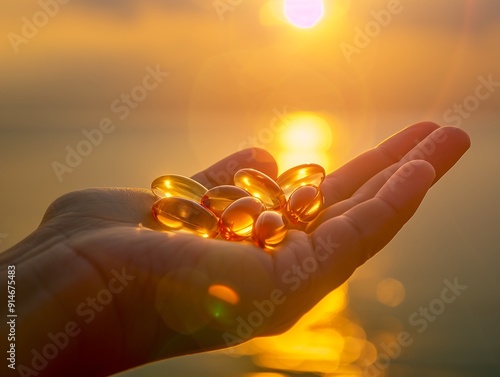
[[276, 112, 333, 173], [229, 285, 380, 375], [223, 113, 389, 376]]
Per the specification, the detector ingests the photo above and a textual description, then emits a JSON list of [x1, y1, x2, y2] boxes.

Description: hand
[[1, 122, 470, 377]]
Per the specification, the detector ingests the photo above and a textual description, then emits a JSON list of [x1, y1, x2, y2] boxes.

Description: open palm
[[5, 122, 470, 377]]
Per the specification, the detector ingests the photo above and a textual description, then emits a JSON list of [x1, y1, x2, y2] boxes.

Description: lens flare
[[206, 284, 240, 324], [208, 284, 239, 305], [284, 0, 325, 29]]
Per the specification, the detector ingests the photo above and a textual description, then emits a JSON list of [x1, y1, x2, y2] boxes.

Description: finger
[[320, 121, 439, 207], [307, 126, 470, 231], [191, 148, 278, 189], [352, 126, 470, 199], [311, 160, 436, 290], [423, 126, 471, 183]]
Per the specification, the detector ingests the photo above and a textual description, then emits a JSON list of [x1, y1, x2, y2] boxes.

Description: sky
[[0, 0, 499, 131]]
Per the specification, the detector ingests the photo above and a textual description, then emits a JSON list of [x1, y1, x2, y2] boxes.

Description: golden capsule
[[286, 185, 324, 224], [252, 211, 288, 250], [151, 174, 207, 201], [233, 168, 286, 210], [276, 163, 326, 199], [219, 197, 266, 241], [152, 197, 219, 238], [200, 185, 251, 217]]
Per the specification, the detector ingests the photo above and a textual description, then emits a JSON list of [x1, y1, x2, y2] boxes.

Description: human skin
[[0, 122, 470, 377]]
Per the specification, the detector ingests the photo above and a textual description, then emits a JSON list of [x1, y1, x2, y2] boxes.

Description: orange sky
[[1, 0, 499, 131]]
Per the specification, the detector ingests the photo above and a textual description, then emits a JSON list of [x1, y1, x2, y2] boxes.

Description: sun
[[284, 0, 325, 29]]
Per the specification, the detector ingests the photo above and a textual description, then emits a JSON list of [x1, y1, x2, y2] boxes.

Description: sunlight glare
[[278, 112, 333, 172], [280, 113, 332, 150]]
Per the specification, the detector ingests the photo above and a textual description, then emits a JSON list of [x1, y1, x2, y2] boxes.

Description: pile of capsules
[[150, 164, 326, 250]]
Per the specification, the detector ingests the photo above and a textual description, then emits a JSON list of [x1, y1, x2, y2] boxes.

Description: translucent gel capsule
[[200, 185, 251, 217], [276, 163, 326, 199], [286, 185, 324, 225], [152, 197, 219, 238], [219, 197, 266, 241], [151, 174, 207, 201], [234, 168, 286, 210], [252, 211, 288, 250]]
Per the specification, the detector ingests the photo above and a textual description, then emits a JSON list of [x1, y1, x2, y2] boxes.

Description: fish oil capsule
[[286, 185, 324, 225], [152, 197, 219, 238], [234, 168, 286, 210], [219, 197, 266, 241], [151, 174, 207, 201], [200, 185, 251, 217], [276, 163, 326, 199], [252, 211, 288, 250]]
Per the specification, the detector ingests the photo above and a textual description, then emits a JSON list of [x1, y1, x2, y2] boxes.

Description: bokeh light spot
[[376, 278, 406, 307]]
